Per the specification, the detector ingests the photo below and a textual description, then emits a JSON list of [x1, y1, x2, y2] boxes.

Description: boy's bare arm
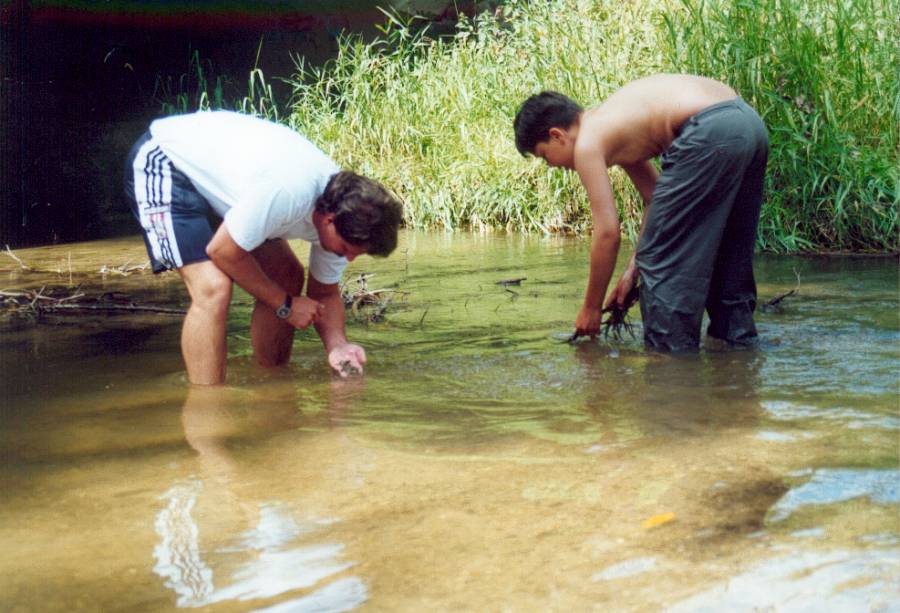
[[574, 152, 621, 335], [621, 160, 658, 207], [601, 160, 658, 309], [620, 159, 659, 263]]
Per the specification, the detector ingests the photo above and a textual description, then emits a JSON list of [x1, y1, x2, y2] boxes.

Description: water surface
[[1, 232, 898, 611]]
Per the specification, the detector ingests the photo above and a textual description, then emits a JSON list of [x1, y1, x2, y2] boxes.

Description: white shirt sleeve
[[309, 244, 348, 285]]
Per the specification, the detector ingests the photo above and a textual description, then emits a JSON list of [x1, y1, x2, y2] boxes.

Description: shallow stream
[[1, 231, 898, 611]]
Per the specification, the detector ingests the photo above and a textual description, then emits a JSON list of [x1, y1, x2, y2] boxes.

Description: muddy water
[[1, 232, 898, 612]]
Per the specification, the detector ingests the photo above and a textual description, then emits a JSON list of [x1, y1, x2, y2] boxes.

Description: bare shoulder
[[578, 74, 739, 165]]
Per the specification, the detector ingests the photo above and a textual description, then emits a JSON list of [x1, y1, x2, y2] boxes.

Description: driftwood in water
[[1, 288, 185, 319], [761, 270, 801, 313], [340, 273, 406, 323]]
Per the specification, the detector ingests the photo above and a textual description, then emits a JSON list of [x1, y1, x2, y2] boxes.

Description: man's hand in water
[[328, 343, 367, 377]]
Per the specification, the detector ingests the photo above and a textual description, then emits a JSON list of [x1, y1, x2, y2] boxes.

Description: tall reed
[[155, 43, 281, 121]]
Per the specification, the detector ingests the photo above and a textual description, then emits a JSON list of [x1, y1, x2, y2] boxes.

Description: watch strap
[[275, 294, 293, 319]]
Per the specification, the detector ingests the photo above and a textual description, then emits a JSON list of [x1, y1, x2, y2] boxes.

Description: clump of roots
[[340, 273, 407, 323], [565, 281, 640, 344], [599, 280, 640, 341]]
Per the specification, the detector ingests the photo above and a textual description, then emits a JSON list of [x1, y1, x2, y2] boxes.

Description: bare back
[[579, 74, 738, 167]]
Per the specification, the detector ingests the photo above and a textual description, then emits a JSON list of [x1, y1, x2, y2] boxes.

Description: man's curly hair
[[315, 171, 404, 257]]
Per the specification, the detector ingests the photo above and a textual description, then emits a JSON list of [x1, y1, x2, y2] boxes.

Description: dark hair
[[315, 171, 404, 257], [513, 91, 584, 156]]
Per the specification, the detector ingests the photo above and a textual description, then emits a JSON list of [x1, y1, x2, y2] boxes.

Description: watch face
[[276, 304, 291, 319]]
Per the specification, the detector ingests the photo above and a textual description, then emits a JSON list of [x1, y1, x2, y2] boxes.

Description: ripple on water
[[761, 400, 900, 431]]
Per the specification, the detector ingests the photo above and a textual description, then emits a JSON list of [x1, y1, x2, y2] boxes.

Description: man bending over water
[[125, 111, 403, 384], [514, 74, 769, 351]]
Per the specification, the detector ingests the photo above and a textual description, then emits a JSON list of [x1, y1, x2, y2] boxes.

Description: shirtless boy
[[514, 74, 769, 351], [124, 110, 403, 384]]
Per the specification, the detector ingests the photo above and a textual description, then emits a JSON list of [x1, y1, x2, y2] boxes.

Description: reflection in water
[[666, 549, 900, 612], [153, 479, 212, 606], [254, 577, 369, 613], [762, 400, 900, 431], [152, 382, 369, 610], [769, 469, 900, 522], [575, 346, 767, 442], [591, 556, 658, 581]]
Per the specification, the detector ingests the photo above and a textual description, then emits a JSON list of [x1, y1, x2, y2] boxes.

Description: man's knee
[[190, 272, 233, 317]]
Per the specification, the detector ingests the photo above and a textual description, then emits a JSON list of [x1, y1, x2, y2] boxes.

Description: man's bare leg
[[249, 239, 305, 367], [178, 261, 234, 384]]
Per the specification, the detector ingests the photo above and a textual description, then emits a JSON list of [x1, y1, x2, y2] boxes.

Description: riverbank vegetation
[[169, 0, 899, 253], [287, 0, 897, 252]]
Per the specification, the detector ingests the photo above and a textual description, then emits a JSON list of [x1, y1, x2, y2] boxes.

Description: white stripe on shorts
[[132, 138, 183, 269]]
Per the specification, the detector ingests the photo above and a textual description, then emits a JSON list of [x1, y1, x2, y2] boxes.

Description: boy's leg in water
[[636, 99, 762, 352], [705, 101, 769, 346]]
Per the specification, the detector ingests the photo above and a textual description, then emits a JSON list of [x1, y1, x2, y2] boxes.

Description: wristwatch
[[275, 295, 292, 320]]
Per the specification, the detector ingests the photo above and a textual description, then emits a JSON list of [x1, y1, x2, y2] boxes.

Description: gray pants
[[635, 97, 769, 351]]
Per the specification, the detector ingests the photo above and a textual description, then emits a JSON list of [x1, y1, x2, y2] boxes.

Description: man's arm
[[307, 275, 367, 376], [206, 224, 322, 329], [574, 152, 621, 336]]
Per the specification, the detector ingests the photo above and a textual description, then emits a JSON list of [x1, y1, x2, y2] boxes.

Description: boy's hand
[[604, 265, 637, 310], [574, 304, 603, 338], [328, 342, 367, 377], [289, 296, 325, 329]]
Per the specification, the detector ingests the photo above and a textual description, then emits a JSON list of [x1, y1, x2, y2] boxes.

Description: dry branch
[[3, 245, 30, 270], [340, 273, 406, 323], [1, 288, 185, 319]]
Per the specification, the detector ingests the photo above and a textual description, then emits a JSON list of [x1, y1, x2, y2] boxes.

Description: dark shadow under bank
[[0, 0, 489, 248]]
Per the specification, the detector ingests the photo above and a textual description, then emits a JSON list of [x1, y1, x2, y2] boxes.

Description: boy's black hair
[[315, 171, 404, 257], [513, 91, 584, 156]]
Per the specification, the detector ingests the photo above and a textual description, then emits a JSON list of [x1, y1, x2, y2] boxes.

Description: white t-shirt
[[149, 110, 347, 284]]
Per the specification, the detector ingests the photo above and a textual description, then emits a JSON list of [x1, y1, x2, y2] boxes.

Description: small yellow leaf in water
[[642, 512, 676, 529]]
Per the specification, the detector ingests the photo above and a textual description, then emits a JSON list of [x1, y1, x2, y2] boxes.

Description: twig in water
[[99, 260, 150, 276], [3, 245, 30, 270], [1, 288, 184, 318], [762, 269, 801, 313]]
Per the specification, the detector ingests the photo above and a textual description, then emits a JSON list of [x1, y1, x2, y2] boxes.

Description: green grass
[[661, 0, 899, 252], [160, 0, 899, 252]]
